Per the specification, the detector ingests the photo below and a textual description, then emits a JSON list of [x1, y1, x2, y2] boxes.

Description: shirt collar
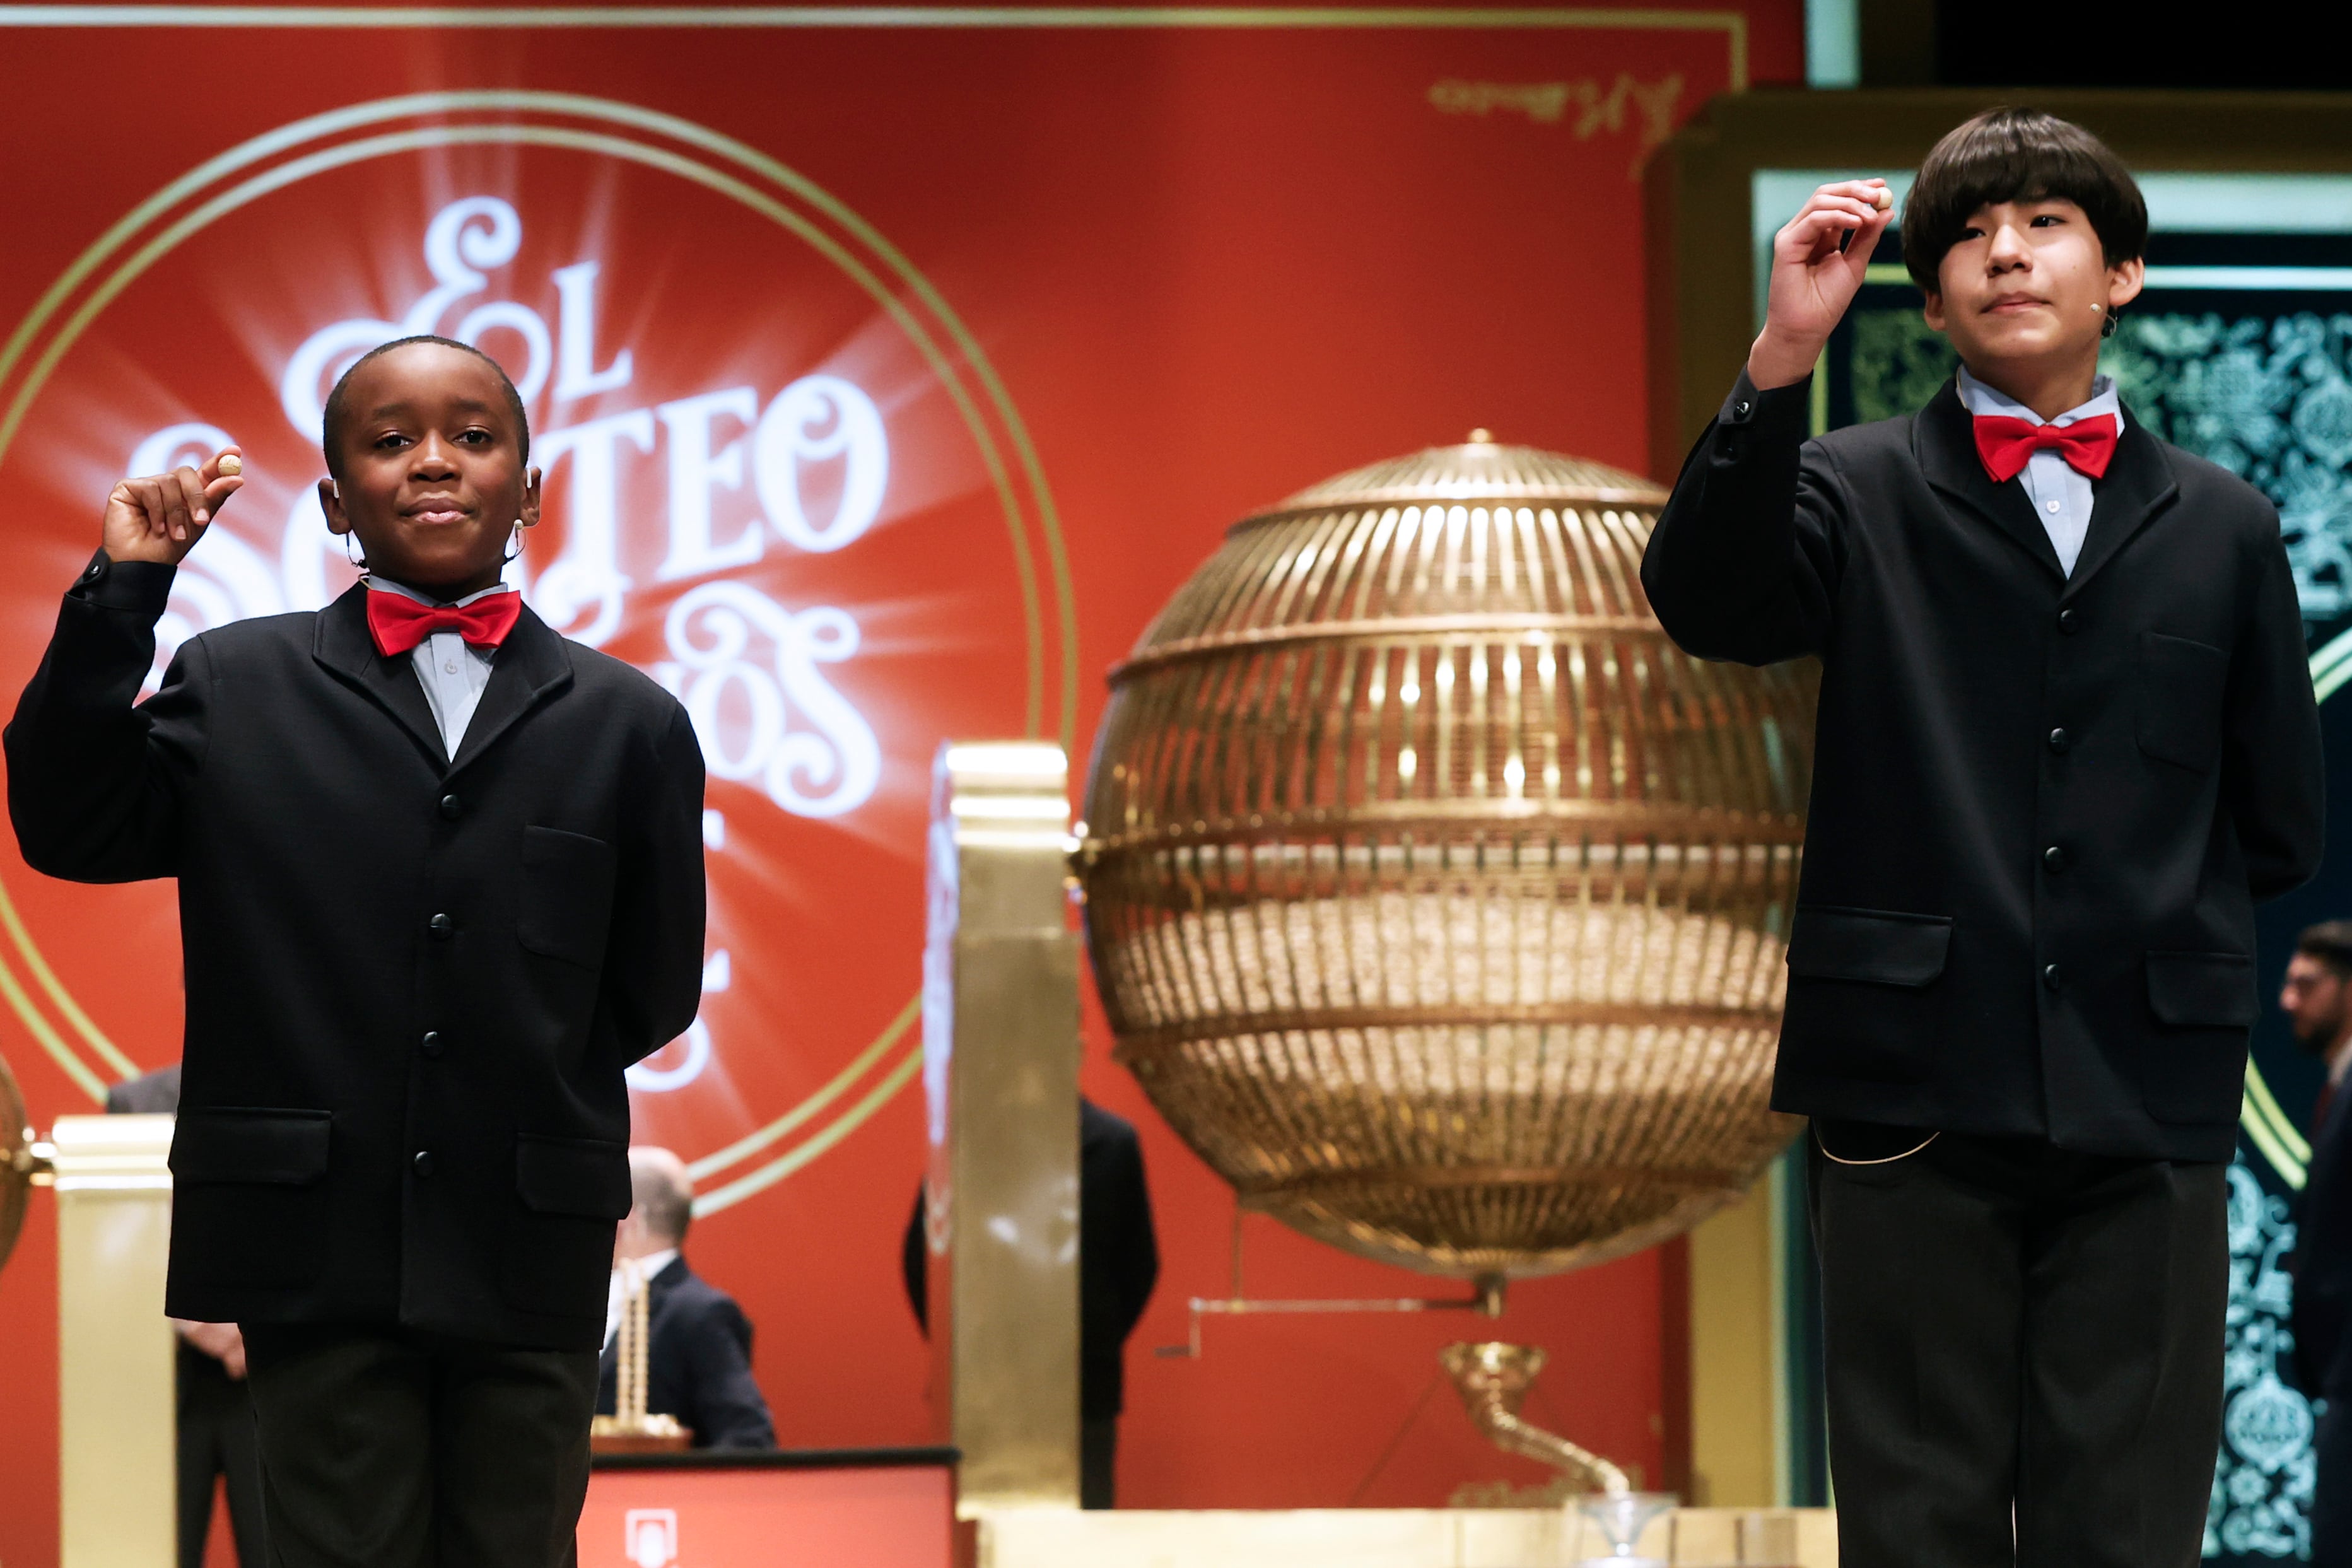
[[1957, 365, 2126, 433], [616, 1248, 679, 1285], [365, 576, 517, 611]]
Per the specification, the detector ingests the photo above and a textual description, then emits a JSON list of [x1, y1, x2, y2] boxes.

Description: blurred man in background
[[599, 1147, 775, 1449], [108, 1062, 267, 1568], [2291, 921, 2352, 1565], [2285, 921, 2352, 1133], [903, 1097, 1159, 1507]]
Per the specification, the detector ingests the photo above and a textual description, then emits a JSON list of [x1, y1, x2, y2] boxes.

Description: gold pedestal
[[52, 1112, 176, 1568], [923, 741, 1083, 1514]]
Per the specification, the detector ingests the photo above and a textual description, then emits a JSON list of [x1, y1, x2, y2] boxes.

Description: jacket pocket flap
[[1787, 906, 1953, 987], [2146, 951, 2256, 1027], [2138, 633, 2230, 771], [169, 1108, 331, 1186], [515, 1133, 632, 1219], [518, 826, 618, 968]]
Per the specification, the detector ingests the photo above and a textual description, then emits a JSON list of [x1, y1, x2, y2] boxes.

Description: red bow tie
[[366, 588, 522, 658], [1972, 412, 2119, 483]]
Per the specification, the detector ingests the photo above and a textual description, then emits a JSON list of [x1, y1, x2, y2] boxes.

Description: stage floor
[[978, 1505, 1839, 1567]]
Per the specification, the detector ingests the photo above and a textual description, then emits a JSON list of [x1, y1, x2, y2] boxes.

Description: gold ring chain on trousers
[[1814, 1127, 1940, 1166]]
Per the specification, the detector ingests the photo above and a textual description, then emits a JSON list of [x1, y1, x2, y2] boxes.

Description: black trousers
[[240, 1324, 600, 1568], [1080, 1415, 1118, 1509], [2312, 1379, 2352, 1567], [1808, 1125, 2228, 1568], [178, 1342, 267, 1568]]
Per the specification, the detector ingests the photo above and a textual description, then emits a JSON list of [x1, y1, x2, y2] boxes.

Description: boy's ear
[[520, 465, 542, 530], [1920, 288, 1947, 333], [2108, 257, 2146, 312], [317, 476, 351, 536]]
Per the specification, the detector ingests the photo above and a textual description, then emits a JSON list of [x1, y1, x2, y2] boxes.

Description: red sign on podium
[[578, 1453, 954, 1568]]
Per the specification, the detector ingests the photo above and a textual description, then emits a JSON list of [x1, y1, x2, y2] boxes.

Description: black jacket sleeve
[[1640, 372, 1842, 666], [6, 553, 204, 883], [604, 703, 707, 1064], [681, 1296, 776, 1451], [2225, 508, 2326, 901]]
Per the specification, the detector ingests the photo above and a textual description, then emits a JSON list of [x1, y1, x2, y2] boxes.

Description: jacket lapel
[[448, 604, 573, 778], [1915, 379, 2067, 584], [312, 586, 449, 768], [650, 1256, 688, 1318], [2060, 416, 2180, 596], [2312, 1081, 2352, 1179]]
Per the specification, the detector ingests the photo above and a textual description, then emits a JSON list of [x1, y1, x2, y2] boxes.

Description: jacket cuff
[[69, 550, 176, 617], [1717, 369, 1811, 439]]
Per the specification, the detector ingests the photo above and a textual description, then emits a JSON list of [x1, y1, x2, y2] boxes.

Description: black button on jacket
[[1642, 373, 2324, 1162], [5, 560, 707, 1349]]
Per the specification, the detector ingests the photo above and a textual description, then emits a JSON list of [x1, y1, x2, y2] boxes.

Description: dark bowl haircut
[[1901, 107, 2148, 293], [320, 334, 532, 478]]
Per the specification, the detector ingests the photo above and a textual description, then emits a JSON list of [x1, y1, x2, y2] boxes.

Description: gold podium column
[[921, 741, 1082, 1514], [50, 1111, 176, 1568]]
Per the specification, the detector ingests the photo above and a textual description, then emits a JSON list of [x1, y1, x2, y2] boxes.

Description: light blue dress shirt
[[1956, 365, 2124, 579], [365, 577, 512, 758]]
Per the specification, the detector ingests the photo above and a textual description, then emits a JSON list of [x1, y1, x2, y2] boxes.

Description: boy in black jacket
[[6, 335, 706, 1568], [1643, 110, 2323, 1566]]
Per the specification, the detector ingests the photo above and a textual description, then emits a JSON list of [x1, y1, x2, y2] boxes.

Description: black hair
[[1902, 107, 2148, 293], [320, 334, 530, 478], [2300, 920, 2352, 980]]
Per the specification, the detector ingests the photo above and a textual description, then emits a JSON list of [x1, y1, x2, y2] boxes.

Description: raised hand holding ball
[[102, 448, 244, 567]]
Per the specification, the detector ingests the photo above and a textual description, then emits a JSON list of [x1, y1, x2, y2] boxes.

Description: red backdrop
[[0, 6, 1800, 1562]]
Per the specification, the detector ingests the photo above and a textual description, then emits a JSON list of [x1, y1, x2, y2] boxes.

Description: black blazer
[[6, 554, 706, 1349], [597, 1256, 775, 1449], [1642, 373, 2324, 1161], [904, 1099, 1160, 1418]]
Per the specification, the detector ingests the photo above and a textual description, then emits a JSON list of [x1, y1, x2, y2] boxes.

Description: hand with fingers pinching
[[102, 448, 243, 567], [1748, 179, 1895, 391]]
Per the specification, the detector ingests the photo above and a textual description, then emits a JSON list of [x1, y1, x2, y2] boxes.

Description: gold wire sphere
[[1077, 435, 1816, 1277]]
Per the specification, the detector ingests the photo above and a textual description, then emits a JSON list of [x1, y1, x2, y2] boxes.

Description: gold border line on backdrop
[[0, 95, 1065, 1219], [0, 3, 1748, 97]]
